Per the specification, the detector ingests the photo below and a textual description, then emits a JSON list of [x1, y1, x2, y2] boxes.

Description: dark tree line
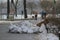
[[7, 0, 27, 19]]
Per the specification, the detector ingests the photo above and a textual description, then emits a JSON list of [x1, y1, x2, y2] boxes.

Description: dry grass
[[37, 17, 60, 27], [47, 17, 60, 26], [37, 18, 49, 27]]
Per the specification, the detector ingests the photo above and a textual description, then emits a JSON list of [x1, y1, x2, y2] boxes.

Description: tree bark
[[24, 0, 27, 18], [7, 0, 10, 19]]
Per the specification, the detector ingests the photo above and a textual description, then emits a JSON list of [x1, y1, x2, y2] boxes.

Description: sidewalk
[[0, 17, 44, 25]]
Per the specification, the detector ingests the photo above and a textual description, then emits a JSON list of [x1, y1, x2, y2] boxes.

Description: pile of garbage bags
[[8, 21, 59, 40], [8, 21, 40, 33]]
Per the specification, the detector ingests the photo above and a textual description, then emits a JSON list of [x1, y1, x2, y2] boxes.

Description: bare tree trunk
[[7, 0, 10, 19], [15, 0, 18, 17], [52, 0, 56, 17], [23, 0, 27, 18], [31, 7, 33, 14]]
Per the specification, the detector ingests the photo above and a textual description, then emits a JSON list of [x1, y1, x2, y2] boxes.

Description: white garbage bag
[[21, 25, 28, 32], [31, 27, 39, 32], [17, 27, 22, 33], [9, 24, 16, 30], [9, 23, 22, 33], [8, 21, 41, 33], [27, 28, 33, 33]]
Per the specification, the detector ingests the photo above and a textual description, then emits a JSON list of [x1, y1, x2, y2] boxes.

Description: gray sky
[[0, 0, 7, 2]]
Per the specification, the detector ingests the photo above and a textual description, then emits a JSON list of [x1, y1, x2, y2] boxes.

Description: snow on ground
[[38, 33, 59, 40], [35, 24, 59, 40], [47, 33, 59, 40], [1, 14, 41, 19], [46, 23, 58, 34]]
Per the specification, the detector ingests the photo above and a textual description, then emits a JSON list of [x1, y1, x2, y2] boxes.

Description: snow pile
[[39, 24, 47, 35], [39, 33, 59, 40], [8, 21, 40, 33], [38, 24, 59, 40], [46, 23, 58, 34], [38, 24, 47, 40], [47, 33, 59, 40]]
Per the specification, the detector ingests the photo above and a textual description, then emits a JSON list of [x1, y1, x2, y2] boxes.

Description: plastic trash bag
[[8, 21, 42, 33], [27, 28, 33, 33], [21, 25, 28, 33], [9, 23, 22, 33]]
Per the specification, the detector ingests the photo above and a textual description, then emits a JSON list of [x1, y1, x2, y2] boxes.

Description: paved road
[[0, 23, 40, 40], [0, 18, 43, 40]]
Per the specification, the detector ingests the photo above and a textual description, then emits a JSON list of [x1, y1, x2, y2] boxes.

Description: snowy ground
[[0, 14, 41, 19]]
